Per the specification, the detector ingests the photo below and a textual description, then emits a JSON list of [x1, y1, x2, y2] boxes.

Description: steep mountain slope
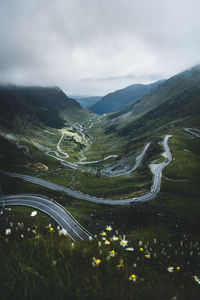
[[74, 96, 102, 108], [0, 85, 86, 130], [106, 65, 200, 136], [89, 82, 162, 114]]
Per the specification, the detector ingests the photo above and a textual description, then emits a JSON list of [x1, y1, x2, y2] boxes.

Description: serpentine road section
[[2, 194, 93, 241], [114, 143, 150, 176], [45, 127, 118, 168], [3, 135, 172, 205], [184, 128, 200, 138]]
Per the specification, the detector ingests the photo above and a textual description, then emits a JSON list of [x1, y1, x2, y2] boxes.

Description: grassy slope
[[0, 85, 87, 129], [105, 66, 200, 148], [158, 133, 200, 228], [109, 65, 200, 121], [1, 75, 200, 299], [89, 83, 155, 114], [0, 214, 200, 300]]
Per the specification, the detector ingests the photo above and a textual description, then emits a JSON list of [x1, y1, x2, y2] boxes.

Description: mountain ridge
[[105, 65, 200, 137], [89, 81, 163, 114], [0, 85, 84, 130], [74, 96, 102, 108]]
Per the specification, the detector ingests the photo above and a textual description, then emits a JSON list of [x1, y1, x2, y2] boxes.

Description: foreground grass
[[1, 128, 200, 299], [0, 214, 200, 300]]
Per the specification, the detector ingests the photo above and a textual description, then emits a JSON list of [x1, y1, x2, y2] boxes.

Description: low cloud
[[0, 0, 200, 95]]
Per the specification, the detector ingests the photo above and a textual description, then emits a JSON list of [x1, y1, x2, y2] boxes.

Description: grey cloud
[[0, 0, 200, 95]]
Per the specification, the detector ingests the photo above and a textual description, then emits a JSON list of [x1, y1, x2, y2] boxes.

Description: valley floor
[[0, 116, 200, 300]]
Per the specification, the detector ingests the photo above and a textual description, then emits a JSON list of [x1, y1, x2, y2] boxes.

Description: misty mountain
[[74, 96, 102, 109], [0, 85, 84, 130], [89, 82, 162, 114]]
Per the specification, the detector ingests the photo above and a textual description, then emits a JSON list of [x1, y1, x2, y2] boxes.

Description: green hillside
[[106, 65, 200, 137], [89, 82, 162, 114], [1, 68, 200, 300], [0, 85, 86, 130]]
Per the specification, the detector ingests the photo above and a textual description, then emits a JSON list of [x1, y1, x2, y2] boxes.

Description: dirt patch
[[26, 162, 48, 172]]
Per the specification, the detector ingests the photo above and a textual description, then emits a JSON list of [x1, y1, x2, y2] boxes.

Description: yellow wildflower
[[106, 225, 112, 231], [117, 263, 124, 269], [101, 232, 107, 236], [167, 266, 174, 272], [129, 274, 137, 282], [5, 228, 11, 235], [92, 257, 101, 267], [109, 250, 116, 257], [105, 240, 110, 245], [120, 239, 128, 247], [194, 275, 200, 284], [112, 235, 119, 241]]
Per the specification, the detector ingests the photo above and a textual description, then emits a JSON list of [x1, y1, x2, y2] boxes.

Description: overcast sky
[[0, 0, 200, 96]]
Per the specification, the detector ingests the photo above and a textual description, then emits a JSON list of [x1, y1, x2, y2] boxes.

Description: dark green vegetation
[[0, 85, 87, 130], [88, 66, 200, 172], [158, 133, 200, 229], [0, 66, 200, 299], [74, 96, 102, 108], [0, 215, 200, 300], [107, 65, 200, 136], [89, 81, 162, 114]]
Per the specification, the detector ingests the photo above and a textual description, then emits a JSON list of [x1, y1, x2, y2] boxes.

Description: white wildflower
[[30, 211, 37, 217], [5, 228, 11, 235], [167, 266, 174, 273], [58, 228, 68, 236], [92, 257, 101, 267], [126, 247, 134, 251], [194, 275, 200, 284], [105, 225, 112, 231], [120, 239, 128, 247]]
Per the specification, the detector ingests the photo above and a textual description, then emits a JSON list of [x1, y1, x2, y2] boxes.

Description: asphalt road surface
[[4, 135, 172, 205], [2, 194, 93, 241], [184, 128, 200, 138]]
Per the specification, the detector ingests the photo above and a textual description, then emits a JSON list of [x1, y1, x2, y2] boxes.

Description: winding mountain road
[[1, 135, 172, 240], [3, 194, 93, 241], [14, 118, 148, 176], [184, 128, 200, 138], [110, 143, 150, 176], [3, 135, 172, 205], [44, 124, 149, 176], [16, 142, 32, 158], [45, 125, 118, 168]]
